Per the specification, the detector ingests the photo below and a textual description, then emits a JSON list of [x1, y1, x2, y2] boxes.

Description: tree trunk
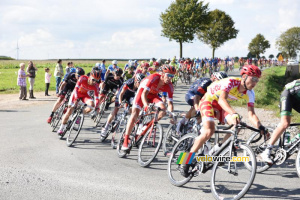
[[212, 48, 215, 59], [179, 41, 182, 58]]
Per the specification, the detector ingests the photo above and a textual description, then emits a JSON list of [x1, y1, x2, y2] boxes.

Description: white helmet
[[213, 72, 228, 80], [130, 61, 135, 67], [112, 60, 118, 65], [95, 63, 100, 67]]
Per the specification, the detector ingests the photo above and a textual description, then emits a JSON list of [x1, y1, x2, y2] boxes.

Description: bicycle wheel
[[296, 150, 300, 178], [211, 143, 256, 200], [168, 133, 196, 187], [94, 102, 106, 127], [245, 132, 272, 173], [162, 124, 180, 156], [112, 116, 128, 149], [66, 114, 84, 147], [116, 129, 129, 158], [51, 104, 65, 132], [138, 124, 163, 167]]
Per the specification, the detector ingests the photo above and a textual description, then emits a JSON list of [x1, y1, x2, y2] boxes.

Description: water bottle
[[203, 141, 211, 155], [291, 133, 300, 144], [209, 144, 221, 156], [284, 132, 291, 146]]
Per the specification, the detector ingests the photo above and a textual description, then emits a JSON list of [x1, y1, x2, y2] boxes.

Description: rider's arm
[[218, 91, 236, 115], [247, 106, 262, 128], [167, 101, 174, 112], [59, 81, 67, 92], [104, 69, 110, 79], [118, 86, 126, 103]]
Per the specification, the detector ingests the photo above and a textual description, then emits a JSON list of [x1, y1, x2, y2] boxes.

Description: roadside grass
[[231, 66, 300, 122], [0, 60, 128, 94]]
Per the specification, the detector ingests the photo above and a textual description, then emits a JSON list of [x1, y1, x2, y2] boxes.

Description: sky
[[0, 0, 299, 60]]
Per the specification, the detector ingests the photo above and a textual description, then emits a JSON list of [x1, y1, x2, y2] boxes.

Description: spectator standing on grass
[[45, 68, 51, 96], [54, 59, 64, 96], [26, 61, 38, 99], [99, 60, 106, 81], [17, 63, 29, 100]]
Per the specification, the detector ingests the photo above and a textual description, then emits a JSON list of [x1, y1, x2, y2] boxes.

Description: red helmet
[[240, 65, 261, 78], [162, 65, 176, 75], [153, 61, 160, 67], [90, 69, 101, 80], [141, 62, 150, 68]]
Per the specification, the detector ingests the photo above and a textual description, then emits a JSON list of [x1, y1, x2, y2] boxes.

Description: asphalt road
[[1, 68, 300, 200]]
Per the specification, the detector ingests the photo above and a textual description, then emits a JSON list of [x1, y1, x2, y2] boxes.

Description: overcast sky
[[0, 0, 299, 60]]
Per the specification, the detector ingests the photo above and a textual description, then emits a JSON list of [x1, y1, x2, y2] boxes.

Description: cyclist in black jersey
[[100, 74, 145, 138], [47, 68, 85, 123], [261, 79, 300, 163]]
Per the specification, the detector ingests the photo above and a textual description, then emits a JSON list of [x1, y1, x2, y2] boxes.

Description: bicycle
[[117, 104, 163, 167], [65, 101, 93, 147], [93, 91, 115, 127], [50, 90, 72, 132], [99, 101, 130, 149], [246, 123, 300, 176], [168, 122, 257, 200]]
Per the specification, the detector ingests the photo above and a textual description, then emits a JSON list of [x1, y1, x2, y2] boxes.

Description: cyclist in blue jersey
[[176, 72, 228, 133], [105, 60, 119, 79]]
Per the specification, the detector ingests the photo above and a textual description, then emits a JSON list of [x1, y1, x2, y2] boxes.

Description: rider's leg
[[269, 115, 291, 145], [122, 107, 140, 149], [190, 120, 215, 153]]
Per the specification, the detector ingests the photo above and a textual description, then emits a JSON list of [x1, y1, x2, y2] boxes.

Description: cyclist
[[148, 61, 160, 74], [47, 67, 85, 123], [105, 60, 119, 79], [122, 63, 135, 81], [97, 68, 124, 111], [182, 65, 266, 177], [176, 72, 228, 133], [135, 62, 150, 76], [121, 65, 176, 151], [57, 69, 101, 135], [100, 74, 146, 138], [261, 79, 300, 163]]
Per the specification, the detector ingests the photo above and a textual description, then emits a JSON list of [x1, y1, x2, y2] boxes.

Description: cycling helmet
[[135, 73, 145, 83], [162, 65, 176, 75], [240, 65, 261, 78], [76, 67, 85, 76], [141, 62, 150, 68], [130, 61, 135, 67], [95, 63, 101, 68], [212, 72, 228, 80], [90, 69, 101, 79], [112, 60, 118, 65], [69, 67, 76, 74], [115, 68, 123, 76], [153, 61, 160, 67]]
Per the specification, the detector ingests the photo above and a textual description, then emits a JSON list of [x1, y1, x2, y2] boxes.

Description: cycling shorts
[[199, 98, 226, 124], [59, 84, 74, 98], [115, 93, 134, 107], [133, 88, 164, 110], [68, 91, 94, 107], [280, 89, 300, 116]]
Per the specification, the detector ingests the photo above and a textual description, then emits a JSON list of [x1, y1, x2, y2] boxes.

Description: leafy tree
[[276, 27, 300, 59], [248, 34, 270, 58], [196, 9, 238, 58], [261, 55, 266, 59], [269, 54, 274, 59], [247, 52, 255, 58], [160, 0, 210, 57]]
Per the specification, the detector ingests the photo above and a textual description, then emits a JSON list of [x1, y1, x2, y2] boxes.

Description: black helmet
[[115, 68, 123, 76], [135, 73, 145, 83], [76, 67, 85, 76]]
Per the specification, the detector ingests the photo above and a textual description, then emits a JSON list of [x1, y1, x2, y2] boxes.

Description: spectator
[[100, 59, 106, 81], [45, 68, 51, 96], [17, 63, 29, 100], [54, 59, 64, 96], [65, 61, 73, 74], [26, 61, 38, 99]]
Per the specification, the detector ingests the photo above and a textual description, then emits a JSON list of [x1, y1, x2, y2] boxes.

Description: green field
[[0, 60, 128, 94]]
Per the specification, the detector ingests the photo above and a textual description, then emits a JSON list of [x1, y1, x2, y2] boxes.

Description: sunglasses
[[92, 78, 101, 83], [165, 73, 174, 78], [250, 76, 259, 83]]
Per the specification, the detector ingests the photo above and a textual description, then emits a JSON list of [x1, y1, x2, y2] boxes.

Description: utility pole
[[16, 41, 19, 60]]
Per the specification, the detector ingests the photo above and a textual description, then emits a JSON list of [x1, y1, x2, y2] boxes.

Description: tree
[[261, 55, 266, 59], [248, 34, 270, 58], [276, 27, 300, 59], [160, 0, 210, 57], [269, 54, 274, 59], [196, 9, 238, 58], [247, 52, 255, 58]]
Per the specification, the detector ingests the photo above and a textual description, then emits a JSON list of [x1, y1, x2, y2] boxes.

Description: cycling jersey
[[70, 75, 99, 107], [107, 65, 119, 72], [200, 77, 255, 122], [184, 61, 192, 70], [122, 70, 134, 81], [280, 79, 300, 116], [133, 73, 174, 110], [115, 78, 137, 106], [60, 72, 77, 97], [101, 73, 123, 95], [185, 78, 212, 106]]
